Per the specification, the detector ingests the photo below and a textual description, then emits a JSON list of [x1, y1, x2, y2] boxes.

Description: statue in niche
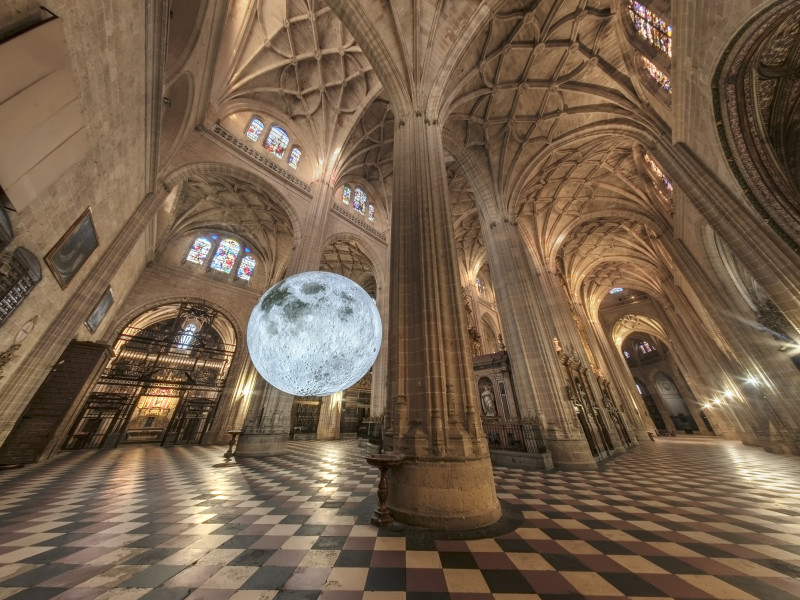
[[480, 383, 497, 416], [575, 379, 590, 406]]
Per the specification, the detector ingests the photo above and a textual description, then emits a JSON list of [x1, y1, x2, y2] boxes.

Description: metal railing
[[481, 418, 547, 454]]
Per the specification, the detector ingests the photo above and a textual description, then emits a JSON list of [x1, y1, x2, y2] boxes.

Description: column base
[[235, 432, 289, 457], [546, 438, 598, 470], [388, 456, 501, 529]]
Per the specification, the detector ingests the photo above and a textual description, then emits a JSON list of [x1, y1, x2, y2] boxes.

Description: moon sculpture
[[247, 271, 382, 397]]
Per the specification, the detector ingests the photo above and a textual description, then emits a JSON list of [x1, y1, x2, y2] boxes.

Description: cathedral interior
[[1, 0, 800, 598]]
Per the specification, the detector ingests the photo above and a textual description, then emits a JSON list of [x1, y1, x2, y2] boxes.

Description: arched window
[[639, 340, 654, 354], [610, 287, 624, 294], [627, 1, 672, 57], [184, 235, 257, 284], [186, 237, 212, 264], [476, 277, 486, 295], [264, 126, 289, 158], [353, 188, 367, 214], [623, 350, 631, 358], [288, 147, 302, 169], [644, 152, 673, 192], [340, 184, 373, 219], [236, 255, 256, 281], [642, 56, 671, 92], [210, 239, 240, 274], [245, 117, 265, 142]]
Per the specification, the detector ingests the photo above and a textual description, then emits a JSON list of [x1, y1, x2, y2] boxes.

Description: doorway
[[64, 302, 236, 449]]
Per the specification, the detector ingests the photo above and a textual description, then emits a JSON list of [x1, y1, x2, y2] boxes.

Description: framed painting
[[45, 208, 99, 288], [84, 286, 113, 333]]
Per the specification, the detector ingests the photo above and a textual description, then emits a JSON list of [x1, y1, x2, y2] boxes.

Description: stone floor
[[0, 437, 798, 600]]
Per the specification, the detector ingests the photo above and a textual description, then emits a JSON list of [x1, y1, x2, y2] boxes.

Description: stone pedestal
[[235, 432, 289, 457], [545, 438, 598, 470], [388, 456, 501, 529], [235, 382, 291, 458]]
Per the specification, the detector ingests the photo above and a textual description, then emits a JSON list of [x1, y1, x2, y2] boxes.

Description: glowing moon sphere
[[247, 271, 382, 397]]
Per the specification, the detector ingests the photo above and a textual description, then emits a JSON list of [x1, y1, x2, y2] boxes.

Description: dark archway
[[64, 301, 236, 449]]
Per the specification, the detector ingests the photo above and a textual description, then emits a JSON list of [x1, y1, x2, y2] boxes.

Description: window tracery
[[236, 256, 256, 281], [641, 56, 671, 92], [264, 126, 289, 158], [186, 237, 212, 265], [185, 235, 256, 283], [210, 239, 240, 274], [476, 277, 486, 296], [340, 185, 373, 220], [288, 147, 302, 169], [644, 152, 674, 192], [245, 117, 265, 142], [353, 188, 367, 215], [610, 287, 624, 294], [628, 1, 672, 57]]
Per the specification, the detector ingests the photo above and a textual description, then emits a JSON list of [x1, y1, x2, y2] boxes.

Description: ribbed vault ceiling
[[337, 96, 394, 210], [319, 239, 377, 295], [169, 174, 295, 284], [215, 0, 380, 157], [442, 0, 647, 204], [447, 160, 488, 281], [204, 0, 678, 321]]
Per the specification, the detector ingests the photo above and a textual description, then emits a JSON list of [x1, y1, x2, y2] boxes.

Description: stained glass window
[[210, 239, 240, 274], [628, 1, 672, 57], [342, 185, 351, 205], [246, 117, 265, 142], [644, 152, 674, 192], [368, 204, 375, 221], [353, 188, 367, 214], [237, 255, 256, 280], [610, 287, 624, 294], [264, 126, 289, 158], [476, 278, 486, 295], [187, 238, 212, 264], [288, 147, 301, 169], [624, 350, 631, 358], [641, 56, 671, 92], [639, 341, 654, 354]]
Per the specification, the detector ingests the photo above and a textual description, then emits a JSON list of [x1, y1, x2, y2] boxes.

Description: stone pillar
[[316, 392, 342, 441], [234, 378, 291, 457], [480, 219, 597, 469], [382, 115, 500, 529]]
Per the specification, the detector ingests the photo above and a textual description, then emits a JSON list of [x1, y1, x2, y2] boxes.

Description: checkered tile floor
[[0, 438, 798, 600]]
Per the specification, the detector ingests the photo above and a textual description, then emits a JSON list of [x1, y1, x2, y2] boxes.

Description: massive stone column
[[479, 219, 598, 469], [382, 115, 500, 528]]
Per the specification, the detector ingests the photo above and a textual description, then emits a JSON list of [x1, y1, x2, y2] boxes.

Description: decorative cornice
[[330, 203, 387, 242], [210, 124, 313, 196]]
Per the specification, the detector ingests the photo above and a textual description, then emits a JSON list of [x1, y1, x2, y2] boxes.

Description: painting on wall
[[45, 208, 99, 288], [84, 286, 113, 333]]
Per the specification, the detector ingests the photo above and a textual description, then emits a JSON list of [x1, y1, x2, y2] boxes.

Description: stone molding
[[209, 124, 313, 196], [330, 202, 387, 242]]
